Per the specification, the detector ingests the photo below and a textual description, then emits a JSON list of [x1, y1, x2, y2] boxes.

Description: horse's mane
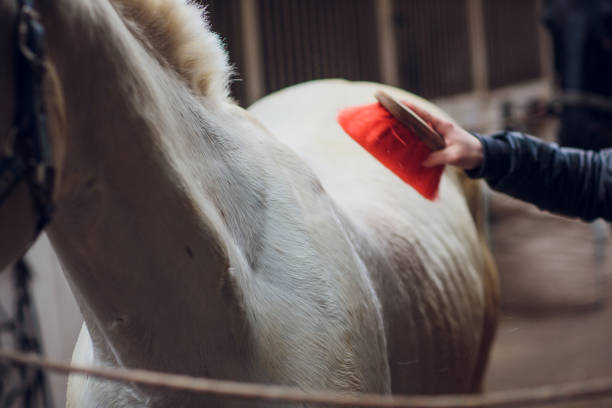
[[111, 0, 232, 100]]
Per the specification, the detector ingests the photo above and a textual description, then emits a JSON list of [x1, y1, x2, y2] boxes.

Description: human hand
[[403, 103, 484, 170]]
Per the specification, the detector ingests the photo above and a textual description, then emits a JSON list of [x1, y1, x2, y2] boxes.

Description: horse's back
[[249, 79, 498, 393]]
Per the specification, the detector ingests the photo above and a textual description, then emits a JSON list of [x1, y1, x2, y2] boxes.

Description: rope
[[1, 349, 612, 407]]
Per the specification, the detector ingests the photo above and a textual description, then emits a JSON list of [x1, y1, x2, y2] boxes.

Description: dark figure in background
[[542, 0, 612, 150]]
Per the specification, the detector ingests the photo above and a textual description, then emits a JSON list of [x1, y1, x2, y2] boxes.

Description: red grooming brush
[[337, 90, 446, 200]]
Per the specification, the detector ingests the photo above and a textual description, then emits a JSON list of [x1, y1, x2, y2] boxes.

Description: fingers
[[422, 149, 453, 168], [422, 139, 484, 169], [400, 100, 483, 169]]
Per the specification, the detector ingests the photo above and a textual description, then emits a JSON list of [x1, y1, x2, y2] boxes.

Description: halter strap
[[0, 0, 55, 234]]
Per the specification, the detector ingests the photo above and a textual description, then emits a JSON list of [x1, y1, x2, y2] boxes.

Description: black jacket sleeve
[[465, 131, 612, 222]]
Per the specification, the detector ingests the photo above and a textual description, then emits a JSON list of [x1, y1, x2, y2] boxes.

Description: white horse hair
[[0, 0, 498, 407]]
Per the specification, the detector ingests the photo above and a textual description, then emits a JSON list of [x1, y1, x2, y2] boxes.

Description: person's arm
[[406, 104, 612, 222], [468, 131, 612, 221]]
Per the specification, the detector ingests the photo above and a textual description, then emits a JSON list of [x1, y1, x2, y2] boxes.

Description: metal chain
[[0, 259, 52, 408]]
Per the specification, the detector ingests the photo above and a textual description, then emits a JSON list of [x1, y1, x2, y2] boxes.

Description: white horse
[[0, 0, 498, 406]]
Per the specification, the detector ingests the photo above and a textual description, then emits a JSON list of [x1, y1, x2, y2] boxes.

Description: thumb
[[402, 102, 453, 135]]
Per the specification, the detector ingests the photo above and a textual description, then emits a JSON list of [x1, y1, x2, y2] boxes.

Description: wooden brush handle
[[375, 90, 446, 151]]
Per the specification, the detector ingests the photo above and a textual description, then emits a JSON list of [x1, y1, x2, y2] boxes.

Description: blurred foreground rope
[[2, 349, 612, 407]]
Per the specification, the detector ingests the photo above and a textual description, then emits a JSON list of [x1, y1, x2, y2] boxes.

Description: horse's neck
[[42, 0, 259, 379]]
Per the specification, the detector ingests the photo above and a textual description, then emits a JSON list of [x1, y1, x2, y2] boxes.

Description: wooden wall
[[257, 0, 381, 94], [201, 0, 546, 105], [483, 0, 542, 89], [393, 0, 473, 98]]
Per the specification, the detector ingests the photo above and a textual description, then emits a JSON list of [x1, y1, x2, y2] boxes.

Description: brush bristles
[[338, 102, 444, 200]]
